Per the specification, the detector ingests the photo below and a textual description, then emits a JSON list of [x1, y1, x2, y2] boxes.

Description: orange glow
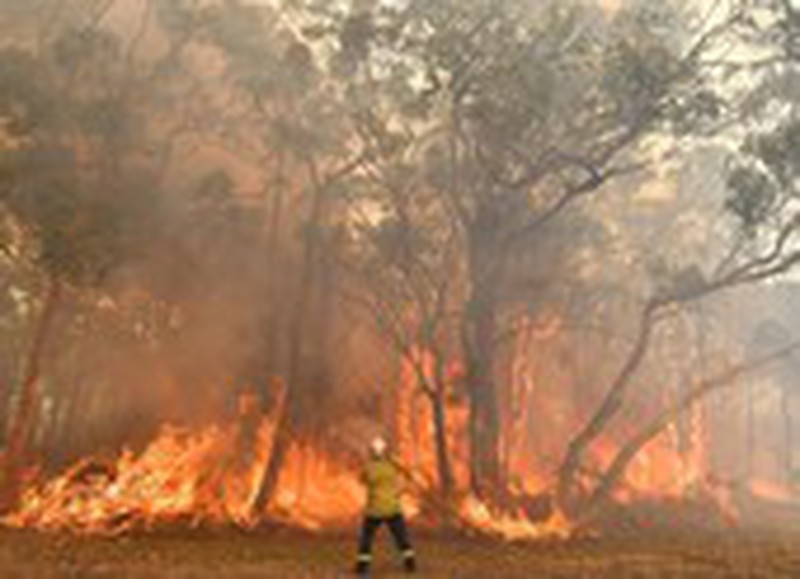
[[270, 443, 364, 530], [1, 318, 743, 538], [3, 413, 278, 534], [589, 401, 735, 519], [749, 479, 794, 503], [460, 496, 572, 540], [394, 342, 573, 540]]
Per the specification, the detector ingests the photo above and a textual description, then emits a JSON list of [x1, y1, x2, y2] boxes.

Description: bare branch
[[716, 214, 800, 283]]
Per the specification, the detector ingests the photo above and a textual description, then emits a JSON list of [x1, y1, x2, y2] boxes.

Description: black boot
[[403, 555, 417, 573], [354, 560, 370, 576]]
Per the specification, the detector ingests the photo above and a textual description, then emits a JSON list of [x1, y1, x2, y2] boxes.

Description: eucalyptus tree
[[0, 3, 154, 497], [0, 0, 238, 496], [557, 0, 800, 516], [287, 0, 728, 502]]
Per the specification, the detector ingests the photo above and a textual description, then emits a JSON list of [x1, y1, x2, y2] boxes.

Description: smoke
[[0, 0, 798, 535]]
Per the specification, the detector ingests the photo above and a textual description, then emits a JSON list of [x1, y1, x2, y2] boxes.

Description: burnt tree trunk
[[258, 153, 287, 404], [431, 380, 455, 501], [253, 164, 327, 513], [460, 199, 514, 503], [60, 377, 87, 464], [422, 351, 456, 503], [404, 348, 455, 503], [462, 282, 502, 501], [309, 238, 336, 428], [2, 278, 62, 505]]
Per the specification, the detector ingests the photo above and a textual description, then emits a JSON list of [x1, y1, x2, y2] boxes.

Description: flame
[[3, 413, 278, 534], [395, 346, 469, 490], [394, 343, 572, 540], [2, 395, 570, 539], [270, 443, 364, 530], [588, 399, 738, 524], [460, 496, 572, 541], [0, 314, 745, 537]]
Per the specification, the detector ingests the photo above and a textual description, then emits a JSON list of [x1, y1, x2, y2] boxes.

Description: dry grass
[[2, 526, 800, 578]]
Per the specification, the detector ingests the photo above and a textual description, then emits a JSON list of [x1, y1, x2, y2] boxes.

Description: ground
[[2, 526, 800, 578]]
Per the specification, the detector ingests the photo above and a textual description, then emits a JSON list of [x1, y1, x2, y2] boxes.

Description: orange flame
[[3, 414, 278, 534], [1, 314, 740, 538]]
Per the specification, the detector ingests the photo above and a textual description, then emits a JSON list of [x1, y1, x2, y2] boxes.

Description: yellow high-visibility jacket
[[362, 457, 403, 518]]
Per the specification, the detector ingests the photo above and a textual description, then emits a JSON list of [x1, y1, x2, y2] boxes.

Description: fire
[[394, 342, 573, 540], [0, 319, 735, 539], [3, 413, 278, 534], [587, 399, 739, 525], [271, 443, 364, 530], [395, 346, 470, 490], [2, 395, 572, 539], [460, 496, 572, 541], [2, 383, 372, 535]]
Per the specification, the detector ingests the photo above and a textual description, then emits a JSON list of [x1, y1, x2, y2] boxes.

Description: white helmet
[[369, 436, 388, 457]]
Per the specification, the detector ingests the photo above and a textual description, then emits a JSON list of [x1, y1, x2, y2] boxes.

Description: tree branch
[[584, 340, 800, 515]]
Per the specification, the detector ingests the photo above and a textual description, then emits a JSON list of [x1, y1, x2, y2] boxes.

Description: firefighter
[[354, 436, 417, 576]]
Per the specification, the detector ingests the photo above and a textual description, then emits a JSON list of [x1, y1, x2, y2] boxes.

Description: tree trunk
[[253, 393, 295, 512], [746, 382, 756, 480], [257, 153, 287, 405], [782, 385, 793, 483], [2, 278, 62, 505], [431, 386, 455, 501], [582, 342, 800, 518], [253, 282, 313, 514], [61, 377, 87, 464], [462, 287, 502, 501], [556, 302, 657, 513], [405, 350, 455, 503], [253, 164, 327, 513]]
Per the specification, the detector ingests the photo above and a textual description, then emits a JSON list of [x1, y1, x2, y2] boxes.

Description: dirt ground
[[2, 526, 800, 578]]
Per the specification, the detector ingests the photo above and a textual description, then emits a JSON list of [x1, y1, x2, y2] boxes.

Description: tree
[[308, 0, 727, 500], [0, 39, 145, 497], [0, 0, 209, 497], [342, 172, 463, 503], [557, 0, 800, 516]]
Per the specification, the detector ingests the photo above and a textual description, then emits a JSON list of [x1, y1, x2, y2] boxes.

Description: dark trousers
[[355, 514, 416, 574]]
